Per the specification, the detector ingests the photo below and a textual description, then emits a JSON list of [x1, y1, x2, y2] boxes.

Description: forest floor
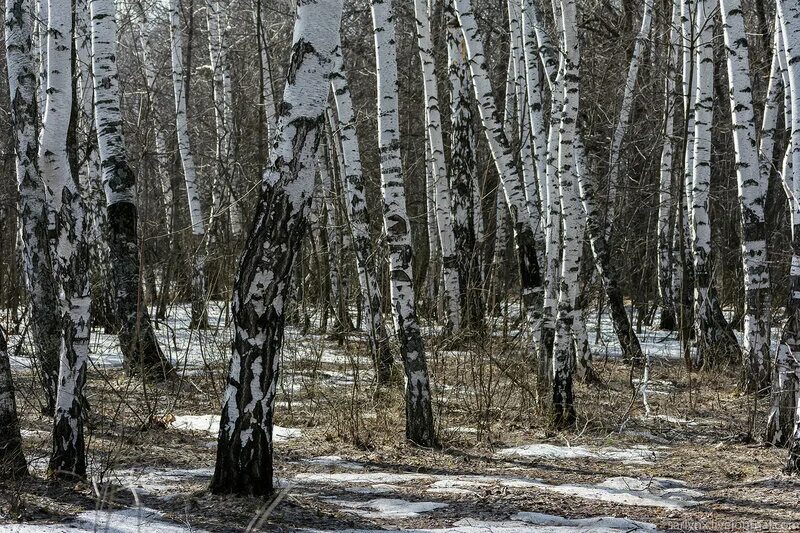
[[1, 302, 798, 532]]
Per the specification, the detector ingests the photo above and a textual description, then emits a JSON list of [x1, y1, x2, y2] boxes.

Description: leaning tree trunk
[[371, 0, 436, 446], [656, 0, 681, 331], [720, 0, 771, 391], [445, 4, 483, 330], [210, 0, 343, 495], [40, 0, 92, 479], [690, 0, 741, 369], [550, 0, 582, 427], [764, 18, 795, 447], [775, 0, 800, 473], [5, 0, 61, 414], [0, 326, 26, 478], [170, 0, 208, 330], [91, 0, 173, 376], [329, 47, 394, 383], [453, 0, 544, 349], [414, 0, 461, 333]]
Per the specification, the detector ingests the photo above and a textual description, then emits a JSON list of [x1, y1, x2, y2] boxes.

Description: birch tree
[[5, 0, 61, 413], [329, 48, 394, 382], [775, 0, 800, 473], [91, 0, 173, 375], [690, 0, 741, 368], [445, 3, 483, 328], [656, 0, 681, 331], [372, 0, 435, 445], [720, 0, 770, 390], [170, 0, 209, 329], [550, 0, 583, 426], [39, 0, 92, 478], [414, 0, 461, 332], [452, 0, 543, 344], [211, 0, 344, 494]]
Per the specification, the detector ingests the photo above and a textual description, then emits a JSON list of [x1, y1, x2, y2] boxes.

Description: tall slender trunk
[[446, 4, 483, 329], [211, 0, 343, 494], [550, 0, 582, 426], [40, 0, 91, 478], [5, 0, 61, 413], [775, 0, 800, 473], [690, 0, 741, 368], [414, 0, 461, 333], [720, 0, 770, 390], [657, 0, 681, 331], [169, 0, 208, 329], [765, 17, 796, 447], [329, 51, 393, 382], [91, 0, 173, 376], [453, 0, 544, 352], [372, 0, 436, 446]]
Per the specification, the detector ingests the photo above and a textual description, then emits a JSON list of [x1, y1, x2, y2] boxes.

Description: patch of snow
[[169, 415, 301, 442], [295, 472, 432, 485], [345, 484, 400, 494], [328, 498, 448, 519], [512, 512, 656, 531], [535, 476, 702, 509], [497, 443, 660, 464], [303, 456, 364, 470], [6, 507, 206, 532]]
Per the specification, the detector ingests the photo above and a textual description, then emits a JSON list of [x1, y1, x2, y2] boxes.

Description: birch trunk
[[720, 0, 770, 390], [414, 0, 461, 333], [657, 0, 680, 331], [211, 0, 343, 495], [765, 14, 796, 448], [170, 0, 209, 329], [5, 0, 61, 413], [40, 0, 92, 478], [691, 0, 741, 368], [372, 0, 436, 445], [91, 0, 173, 376], [453, 0, 544, 348], [329, 48, 393, 383], [550, 0, 582, 426], [446, 4, 483, 329], [775, 0, 800, 473]]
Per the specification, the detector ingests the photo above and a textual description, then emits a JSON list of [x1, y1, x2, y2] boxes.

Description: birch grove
[[4, 0, 800, 518]]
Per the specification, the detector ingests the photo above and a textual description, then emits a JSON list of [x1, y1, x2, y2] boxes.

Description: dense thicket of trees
[[1, 0, 799, 492]]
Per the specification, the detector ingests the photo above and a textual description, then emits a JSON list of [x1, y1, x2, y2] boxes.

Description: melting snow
[[327, 498, 448, 519], [497, 443, 660, 464], [303, 455, 365, 469], [170, 414, 301, 442], [5, 507, 205, 532], [295, 472, 433, 484], [534, 477, 702, 509]]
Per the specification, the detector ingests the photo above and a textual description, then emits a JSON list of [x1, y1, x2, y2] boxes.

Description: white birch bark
[[329, 48, 393, 382], [40, 0, 92, 478], [453, 0, 544, 343], [691, 0, 741, 368], [5, 0, 61, 412], [414, 0, 461, 332], [91, 0, 172, 374], [212, 0, 343, 495], [774, 0, 800, 472], [372, 0, 435, 445], [550, 0, 582, 425], [657, 0, 680, 331], [720, 0, 771, 389], [446, 3, 483, 327], [169, 0, 208, 328]]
